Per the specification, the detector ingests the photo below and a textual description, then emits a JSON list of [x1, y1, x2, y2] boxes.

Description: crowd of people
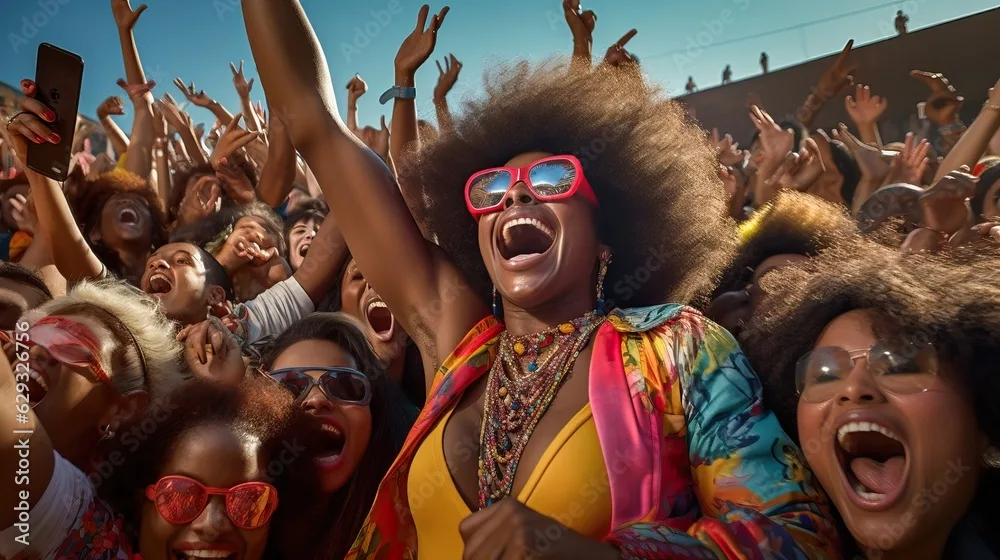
[[0, 0, 998, 558]]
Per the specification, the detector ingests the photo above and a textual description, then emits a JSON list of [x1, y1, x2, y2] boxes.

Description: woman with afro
[[742, 238, 1000, 559], [242, 0, 839, 557]]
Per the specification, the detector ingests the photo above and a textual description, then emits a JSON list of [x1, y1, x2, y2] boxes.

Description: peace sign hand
[[173, 78, 215, 108], [230, 60, 255, 98], [110, 0, 147, 32], [395, 5, 450, 77]]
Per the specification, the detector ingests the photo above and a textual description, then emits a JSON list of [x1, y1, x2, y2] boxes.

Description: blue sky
[[2, 0, 995, 131]]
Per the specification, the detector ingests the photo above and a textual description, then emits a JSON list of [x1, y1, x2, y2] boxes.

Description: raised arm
[[345, 74, 367, 133], [110, 0, 156, 179], [157, 93, 208, 166], [96, 96, 130, 157], [242, 0, 487, 383], [934, 77, 1000, 181], [230, 61, 263, 135], [844, 83, 886, 147], [151, 105, 171, 205], [433, 54, 462, 133], [3, 81, 105, 282], [795, 40, 856, 128], [173, 78, 236, 126], [256, 113, 298, 207], [563, 0, 597, 74], [390, 5, 449, 163]]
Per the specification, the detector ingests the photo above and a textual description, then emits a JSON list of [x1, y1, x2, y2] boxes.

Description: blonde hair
[[26, 279, 185, 400]]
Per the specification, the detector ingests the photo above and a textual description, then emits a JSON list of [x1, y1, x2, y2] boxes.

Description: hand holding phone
[[26, 43, 84, 181]]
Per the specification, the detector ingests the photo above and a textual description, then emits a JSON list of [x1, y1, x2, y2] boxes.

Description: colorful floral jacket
[[346, 304, 841, 559]]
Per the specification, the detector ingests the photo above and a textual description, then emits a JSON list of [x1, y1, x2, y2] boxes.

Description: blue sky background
[[2, 0, 995, 131]]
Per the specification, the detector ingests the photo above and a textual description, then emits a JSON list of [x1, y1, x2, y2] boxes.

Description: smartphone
[[26, 43, 84, 182]]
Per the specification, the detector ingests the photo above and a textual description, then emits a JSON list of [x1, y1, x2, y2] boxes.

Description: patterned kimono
[[347, 304, 841, 559]]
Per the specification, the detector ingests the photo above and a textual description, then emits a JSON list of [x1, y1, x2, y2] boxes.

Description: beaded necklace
[[476, 310, 604, 508]]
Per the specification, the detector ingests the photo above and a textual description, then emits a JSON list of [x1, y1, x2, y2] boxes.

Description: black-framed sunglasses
[[269, 367, 372, 406]]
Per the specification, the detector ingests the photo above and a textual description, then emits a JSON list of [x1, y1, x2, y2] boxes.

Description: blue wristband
[[379, 86, 417, 105]]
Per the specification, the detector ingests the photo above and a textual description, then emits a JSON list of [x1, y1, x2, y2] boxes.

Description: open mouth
[[298, 242, 310, 258], [26, 369, 48, 406], [116, 202, 142, 227], [835, 420, 908, 508], [171, 551, 239, 560], [146, 272, 173, 296], [314, 420, 346, 470], [497, 215, 556, 264], [365, 299, 395, 342]]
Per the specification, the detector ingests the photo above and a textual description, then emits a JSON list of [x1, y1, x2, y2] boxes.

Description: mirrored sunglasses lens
[[796, 347, 852, 402], [156, 478, 206, 523], [528, 160, 576, 197], [272, 371, 313, 400], [228, 483, 277, 528], [320, 371, 368, 402], [468, 171, 512, 209], [870, 341, 939, 394]]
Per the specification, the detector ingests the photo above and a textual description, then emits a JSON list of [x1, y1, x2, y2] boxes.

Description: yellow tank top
[[407, 402, 612, 559]]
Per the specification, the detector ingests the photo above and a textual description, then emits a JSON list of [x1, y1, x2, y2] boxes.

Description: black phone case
[[26, 43, 84, 182]]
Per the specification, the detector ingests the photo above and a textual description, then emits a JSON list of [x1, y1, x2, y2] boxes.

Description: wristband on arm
[[379, 86, 417, 105]]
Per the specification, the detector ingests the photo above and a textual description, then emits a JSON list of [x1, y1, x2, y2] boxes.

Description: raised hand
[[253, 101, 267, 126], [603, 29, 639, 68], [151, 104, 168, 140], [156, 93, 194, 134], [173, 78, 215, 108], [749, 104, 795, 180], [230, 60, 255, 98], [177, 317, 246, 387], [177, 174, 222, 226], [346, 74, 368, 105], [884, 132, 930, 186], [116, 77, 155, 100], [433, 54, 463, 102], [1, 79, 61, 165], [215, 156, 257, 204], [845, 83, 887, 126], [563, 0, 597, 58], [834, 123, 890, 183], [816, 40, 857, 96], [910, 70, 964, 126], [210, 114, 261, 167], [110, 0, 147, 31], [372, 116, 391, 164], [711, 128, 745, 167], [97, 96, 125, 119], [765, 137, 825, 193], [919, 167, 977, 235], [395, 5, 450, 77], [9, 192, 38, 236]]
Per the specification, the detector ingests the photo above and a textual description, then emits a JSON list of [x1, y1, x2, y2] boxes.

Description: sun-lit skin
[[270, 339, 372, 494], [140, 243, 227, 326], [287, 217, 321, 271], [139, 424, 271, 560], [215, 217, 290, 302], [796, 310, 986, 560]]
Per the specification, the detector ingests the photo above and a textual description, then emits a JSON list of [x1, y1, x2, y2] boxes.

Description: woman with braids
[[241, 1, 838, 558], [705, 191, 867, 337], [263, 313, 415, 558], [742, 239, 1000, 559]]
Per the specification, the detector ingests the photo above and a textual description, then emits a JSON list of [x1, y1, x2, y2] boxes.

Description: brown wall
[[680, 8, 999, 145]]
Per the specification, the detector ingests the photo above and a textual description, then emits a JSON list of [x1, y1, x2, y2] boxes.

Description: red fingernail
[[43, 110, 56, 122], [20, 80, 32, 91], [49, 133, 61, 143]]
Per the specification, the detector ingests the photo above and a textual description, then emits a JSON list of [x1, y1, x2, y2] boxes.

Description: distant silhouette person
[[760, 52, 769, 74], [722, 64, 732, 85], [685, 76, 697, 94], [895, 10, 909, 35]]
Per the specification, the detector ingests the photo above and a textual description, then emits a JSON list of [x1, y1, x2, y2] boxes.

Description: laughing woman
[[742, 240, 1000, 559], [242, 1, 839, 557]]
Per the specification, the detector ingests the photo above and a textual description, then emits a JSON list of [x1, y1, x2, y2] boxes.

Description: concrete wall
[[679, 8, 999, 145]]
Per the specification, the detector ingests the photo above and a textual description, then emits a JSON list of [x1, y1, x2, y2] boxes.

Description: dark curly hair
[[64, 168, 168, 275], [741, 239, 1000, 448], [0, 261, 52, 299], [168, 162, 215, 223], [262, 313, 415, 559], [171, 200, 287, 259], [398, 60, 736, 308], [97, 376, 323, 534], [741, 238, 1000, 554], [710, 191, 862, 299], [283, 198, 328, 247]]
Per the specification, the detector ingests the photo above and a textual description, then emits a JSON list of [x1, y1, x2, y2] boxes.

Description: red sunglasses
[[26, 317, 112, 384], [464, 155, 598, 219], [145, 475, 279, 530]]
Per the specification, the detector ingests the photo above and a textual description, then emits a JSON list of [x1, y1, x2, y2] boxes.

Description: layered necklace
[[477, 310, 604, 509]]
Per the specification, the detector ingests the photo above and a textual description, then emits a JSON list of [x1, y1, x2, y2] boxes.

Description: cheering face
[[339, 259, 407, 365], [476, 152, 600, 311], [216, 217, 280, 273], [139, 424, 272, 560], [270, 339, 372, 494], [0, 277, 50, 330], [99, 192, 154, 248], [1, 183, 29, 229], [796, 310, 984, 553], [287, 217, 321, 271], [706, 253, 808, 336], [141, 243, 220, 325], [26, 313, 121, 460]]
